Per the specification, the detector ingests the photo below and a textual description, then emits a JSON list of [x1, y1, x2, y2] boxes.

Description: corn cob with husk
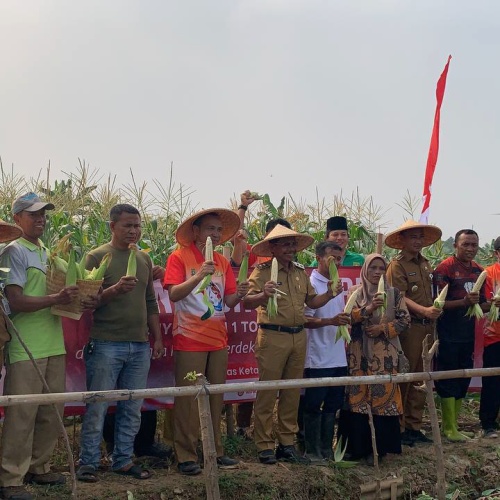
[[126, 244, 137, 276], [47, 232, 72, 276], [195, 237, 213, 294], [434, 284, 449, 309], [488, 283, 500, 323], [465, 270, 488, 319], [237, 253, 249, 284], [65, 250, 78, 286], [335, 288, 359, 343], [250, 192, 262, 200], [376, 274, 387, 316], [327, 256, 339, 296], [267, 257, 279, 319], [86, 253, 112, 280]]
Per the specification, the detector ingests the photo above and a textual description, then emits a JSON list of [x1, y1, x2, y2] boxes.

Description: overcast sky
[[1, 1, 499, 244]]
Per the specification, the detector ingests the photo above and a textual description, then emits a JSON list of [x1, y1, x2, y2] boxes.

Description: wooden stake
[[376, 233, 384, 254], [366, 405, 381, 500], [422, 335, 446, 500], [196, 375, 221, 500]]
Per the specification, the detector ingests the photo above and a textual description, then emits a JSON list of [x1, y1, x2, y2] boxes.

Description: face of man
[[110, 212, 142, 250], [317, 247, 342, 277], [13, 209, 47, 244], [193, 215, 223, 247], [327, 230, 348, 252], [400, 228, 425, 255], [270, 237, 297, 266], [454, 233, 479, 263]]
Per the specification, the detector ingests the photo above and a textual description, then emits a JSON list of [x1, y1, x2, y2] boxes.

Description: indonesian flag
[[419, 55, 452, 224]]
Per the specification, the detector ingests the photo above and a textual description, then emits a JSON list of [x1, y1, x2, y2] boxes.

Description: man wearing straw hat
[[385, 220, 442, 447], [243, 224, 337, 465], [163, 208, 249, 476], [0, 193, 79, 500]]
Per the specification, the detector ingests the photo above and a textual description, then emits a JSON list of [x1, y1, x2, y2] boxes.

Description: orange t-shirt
[[484, 262, 500, 347], [163, 243, 237, 351]]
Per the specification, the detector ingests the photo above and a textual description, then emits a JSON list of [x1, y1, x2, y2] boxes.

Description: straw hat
[[175, 208, 241, 247], [384, 220, 442, 250], [251, 224, 315, 257], [0, 219, 22, 244]]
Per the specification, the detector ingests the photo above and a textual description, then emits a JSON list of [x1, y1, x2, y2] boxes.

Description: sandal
[[76, 465, 99, 483], [114, 464, 151, 480]]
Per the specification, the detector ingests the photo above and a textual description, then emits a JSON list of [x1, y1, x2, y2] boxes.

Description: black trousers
[[303, 366, 347, 414], [479, 341, 500, 430], [434, 340, 474, 399], [103, 409, 157, 454]]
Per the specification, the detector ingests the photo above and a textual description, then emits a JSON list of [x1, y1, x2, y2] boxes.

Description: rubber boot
[[320, 413, 336, 460], [441, 397, 468, 442], [455, 399, 474, 438], [303, 412, 325, 464]]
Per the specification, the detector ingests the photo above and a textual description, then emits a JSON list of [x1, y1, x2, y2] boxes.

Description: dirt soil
[[16, 402, 500, 500]]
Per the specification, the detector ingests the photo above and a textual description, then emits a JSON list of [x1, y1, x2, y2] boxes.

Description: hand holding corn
[[114, 276, 138, 295]]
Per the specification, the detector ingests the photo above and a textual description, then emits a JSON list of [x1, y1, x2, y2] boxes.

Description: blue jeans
[[79, 340, 151, 470]]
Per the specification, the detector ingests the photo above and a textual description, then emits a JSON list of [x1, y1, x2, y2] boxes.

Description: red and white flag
[[419, 55, 452, 224]]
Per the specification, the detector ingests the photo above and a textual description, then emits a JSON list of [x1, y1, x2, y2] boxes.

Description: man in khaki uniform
[[243, 225, 336, 465], [385, 220, 442, 446]]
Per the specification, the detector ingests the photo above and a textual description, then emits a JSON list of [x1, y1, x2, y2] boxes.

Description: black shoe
[[258, 449, 277, 465], [178, 461, 202, 476], [400, 430, 415, 447], [135, 442, 173, 460], [276, 444, 310, 465], [409, 429, 432, 444], [216, 456, 239, 469]]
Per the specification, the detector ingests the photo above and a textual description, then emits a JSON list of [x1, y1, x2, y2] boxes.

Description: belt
[[258, 324, 304, 334], [411, 317, 433, 325]]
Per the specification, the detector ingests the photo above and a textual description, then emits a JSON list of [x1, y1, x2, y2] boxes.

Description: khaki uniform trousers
[[254, 329, 306, 451], [399, 322, 434, 431], [173, 349, 227, 464], [0, 355, 65, 487]]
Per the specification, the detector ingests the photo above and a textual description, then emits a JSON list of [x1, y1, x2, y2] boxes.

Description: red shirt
[[484, 262, 500, 347]]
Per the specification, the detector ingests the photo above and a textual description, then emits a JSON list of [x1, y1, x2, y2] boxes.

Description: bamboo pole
[[422, 336, 446, 500], [196, 375, 221, 500], [0, 367, 499, 407]]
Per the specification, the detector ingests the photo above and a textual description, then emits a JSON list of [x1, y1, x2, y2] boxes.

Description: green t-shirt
[[87, 243, 159, 342], [342, 250, 365, 267], [0, 238, 65, 363]]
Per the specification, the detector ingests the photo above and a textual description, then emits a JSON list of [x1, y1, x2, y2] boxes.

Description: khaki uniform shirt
[[247, 260, 317, 327], [386, 251, 433, 319]]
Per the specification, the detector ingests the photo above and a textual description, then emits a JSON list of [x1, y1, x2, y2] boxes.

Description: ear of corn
[[328, 256, 339, 295], [335, 288, 360, 344], [267, 257, 279, 319], [465, 270, 488, 319], [250, 192, 262, 200], [87, 253, 112, 281], [434, 284, 449, 309], [237, 253, 249, 284], [65, 250, 78, 286], [487, 283, 500, 323], [376, 274, 387, 316], [195, 237, 214, 294], [78, 253, 87, 280], [126, 244, 137, 277]]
